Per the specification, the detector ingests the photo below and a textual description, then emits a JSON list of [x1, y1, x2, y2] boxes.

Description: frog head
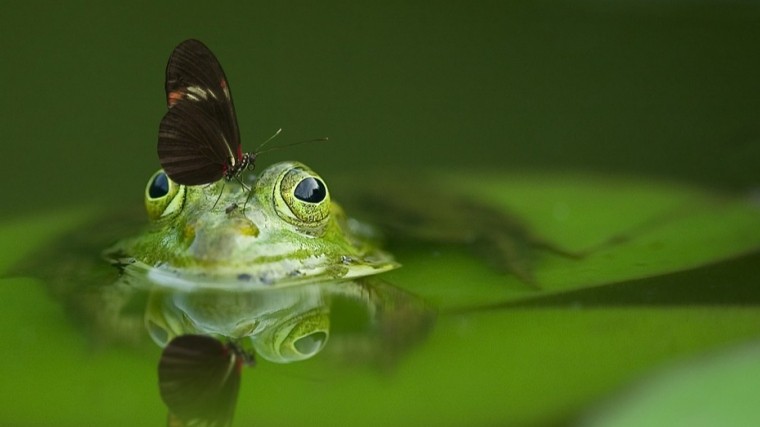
[[112, 161, 398, 287]]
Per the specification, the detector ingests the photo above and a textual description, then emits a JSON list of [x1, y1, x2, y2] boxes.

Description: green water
[[1, 2, 760, 426]]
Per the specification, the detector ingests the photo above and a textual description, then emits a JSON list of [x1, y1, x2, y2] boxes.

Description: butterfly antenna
[[253, 128, 283, 153]]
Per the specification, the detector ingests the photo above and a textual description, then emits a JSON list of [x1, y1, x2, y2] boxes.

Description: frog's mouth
[[163, 214, 401, 289], [116, 249, 399, 292]]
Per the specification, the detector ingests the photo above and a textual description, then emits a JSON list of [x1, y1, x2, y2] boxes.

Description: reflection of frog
[[143, 276, 433, 364]]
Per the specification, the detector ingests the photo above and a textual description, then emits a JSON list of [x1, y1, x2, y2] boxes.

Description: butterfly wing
[[158, 335, 250, 427], [158, 39, 241, 185], [159, 100, 233, 185]]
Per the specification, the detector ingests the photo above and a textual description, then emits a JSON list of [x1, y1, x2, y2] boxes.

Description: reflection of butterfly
[[158, 39, 254, 186], [158, 334, 255, 427]]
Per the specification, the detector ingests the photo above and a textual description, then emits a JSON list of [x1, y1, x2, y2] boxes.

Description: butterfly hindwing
[[159, 100, 231, 185]]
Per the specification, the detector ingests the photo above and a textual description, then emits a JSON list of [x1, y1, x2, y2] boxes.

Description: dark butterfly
[[158, 334, 255, 427], [158, 39, 253, 186]]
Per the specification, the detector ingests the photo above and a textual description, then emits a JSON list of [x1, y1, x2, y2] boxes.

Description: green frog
[[107, 161, 398, 287]]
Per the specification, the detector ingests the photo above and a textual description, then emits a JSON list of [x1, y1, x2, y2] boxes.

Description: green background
[[1, 1, 759, 214]]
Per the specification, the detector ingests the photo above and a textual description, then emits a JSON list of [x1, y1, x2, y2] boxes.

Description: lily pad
[[383, 171, 760, 309]]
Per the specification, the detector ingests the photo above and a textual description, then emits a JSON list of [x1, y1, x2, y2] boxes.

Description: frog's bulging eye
[[275, 167, 331, 229], [294, 177, 326, 203], [148, 172, 170, 198], [145, 169, 185, 221]]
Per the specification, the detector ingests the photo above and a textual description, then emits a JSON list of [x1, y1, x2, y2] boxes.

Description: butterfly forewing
[[158, 39, 241, 185]]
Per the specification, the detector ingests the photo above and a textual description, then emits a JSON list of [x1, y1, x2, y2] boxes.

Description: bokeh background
[[1, 1, 758, 216], [2, 2, 760, 426]]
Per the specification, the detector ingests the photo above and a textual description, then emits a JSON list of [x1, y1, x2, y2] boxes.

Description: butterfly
[[158, 334, 255, 427], [157, 39, 253, 186]]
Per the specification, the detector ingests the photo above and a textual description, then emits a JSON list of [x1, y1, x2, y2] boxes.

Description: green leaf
[[387, 172, 760, 309]]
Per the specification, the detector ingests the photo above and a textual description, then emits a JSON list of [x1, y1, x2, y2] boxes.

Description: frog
[[106, 161, 399, 287]]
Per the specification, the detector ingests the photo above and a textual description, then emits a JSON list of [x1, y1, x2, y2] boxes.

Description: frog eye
[[294, 177, 327, 203], [275, 167, 331, 229], [148, 172, 170, 198], [145, 170, 185, 221]]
